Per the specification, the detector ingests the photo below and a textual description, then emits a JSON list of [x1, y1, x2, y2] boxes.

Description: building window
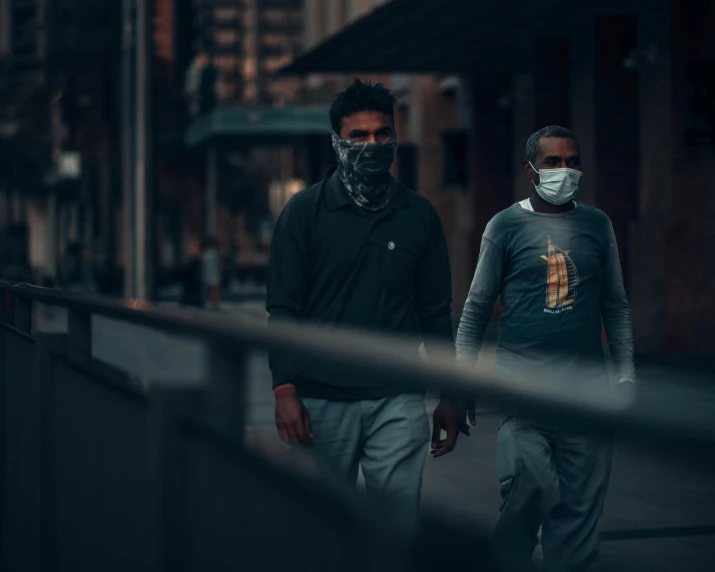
[[214, 55, 239, 71], [262, 33, 285, 45], [214, 30, 239, 46], [397, 144, 418, 191], [338, 0, 349, 26], [214, 8, 240, 22], [442, 129, 468, 187]]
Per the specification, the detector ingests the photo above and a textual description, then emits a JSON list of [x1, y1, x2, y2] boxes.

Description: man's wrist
[[439, 389, 461, 403], [439, 393, 470, 409], [273, 383, 297, 398]]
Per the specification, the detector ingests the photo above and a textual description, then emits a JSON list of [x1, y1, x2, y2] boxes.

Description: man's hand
[[274, 384, 314, 447], [431, 399, 476, 458]]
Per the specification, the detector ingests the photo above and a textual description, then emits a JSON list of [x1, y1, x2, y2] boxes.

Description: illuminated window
[[214, 30, 239, 46], [243, 57, 257, 78], [214, 8, 240, 21]]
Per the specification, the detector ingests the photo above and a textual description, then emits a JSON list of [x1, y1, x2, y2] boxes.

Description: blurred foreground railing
[[1, 281, 714, 571]]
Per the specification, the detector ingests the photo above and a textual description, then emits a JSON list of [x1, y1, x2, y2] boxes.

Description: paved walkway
[[243, 355, 715, 572], [33, 302, 715, 571]]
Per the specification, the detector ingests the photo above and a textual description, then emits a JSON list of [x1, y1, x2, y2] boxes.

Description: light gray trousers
[[492, 416, 614, 572], [300, 393, 430, 524]]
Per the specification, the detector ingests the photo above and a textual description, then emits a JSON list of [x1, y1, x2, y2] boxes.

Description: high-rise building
[[256, 0, 303, 103], [190, 0, 247, 104], [0, 0, 10, 58], [186, 0, 304, 109], [7, 0, 45, 79]]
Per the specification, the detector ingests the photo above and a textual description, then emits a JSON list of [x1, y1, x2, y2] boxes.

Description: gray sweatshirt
[[456, 201, 635, 383]]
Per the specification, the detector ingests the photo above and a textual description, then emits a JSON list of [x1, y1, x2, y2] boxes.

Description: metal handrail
[[2, 280, 715, 450]]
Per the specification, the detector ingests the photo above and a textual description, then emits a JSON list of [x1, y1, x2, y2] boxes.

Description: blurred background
[[1, 2, 715, 570], [0, 0, 714, 356]]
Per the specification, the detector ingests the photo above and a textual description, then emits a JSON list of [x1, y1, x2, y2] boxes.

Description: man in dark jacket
[[266, 79, 466, 523]]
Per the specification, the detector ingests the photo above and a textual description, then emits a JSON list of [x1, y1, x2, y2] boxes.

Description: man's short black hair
[[525, 125, 580, 164], [330, 79, 396, 134]]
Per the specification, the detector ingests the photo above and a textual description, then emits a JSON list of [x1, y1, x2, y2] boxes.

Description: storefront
[[183, 104, 334, 283]]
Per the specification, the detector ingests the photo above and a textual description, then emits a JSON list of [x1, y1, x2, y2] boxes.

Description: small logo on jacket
[[388, 242, 395, 250]]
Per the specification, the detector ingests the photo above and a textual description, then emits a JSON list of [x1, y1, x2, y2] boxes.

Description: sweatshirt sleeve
[[600, 220, 636, 381], [455, 235, 504, 366]]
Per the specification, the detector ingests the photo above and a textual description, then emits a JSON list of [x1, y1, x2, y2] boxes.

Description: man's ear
[[525, 161, 535, 180]]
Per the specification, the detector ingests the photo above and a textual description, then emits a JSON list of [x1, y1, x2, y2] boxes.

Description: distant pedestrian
[[201, 236, 221, 310], [223, 243, 238, 290], [179, 239, 203, 308]]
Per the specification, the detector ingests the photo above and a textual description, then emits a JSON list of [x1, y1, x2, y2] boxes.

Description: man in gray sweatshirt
[[456, 125, 635, 571]]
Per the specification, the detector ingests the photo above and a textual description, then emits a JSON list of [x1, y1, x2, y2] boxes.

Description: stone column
[[661, 0, 715, 352], [593, 12, 640, 294], [511, 74, 534, 202], [628, 3, 672, 352], [534, 37, 571, 128], [470, 73, 514, 322], [471, 74, 514, 242], [570, 23, 597, 206]]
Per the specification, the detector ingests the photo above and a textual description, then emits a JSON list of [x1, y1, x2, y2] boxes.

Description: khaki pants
[[299, 393, 430, 529]]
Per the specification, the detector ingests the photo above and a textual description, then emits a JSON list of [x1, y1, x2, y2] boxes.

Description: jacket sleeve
[[266, 196, 310, 388], [600, 220, 636, 381], [414, 207, 455, 356], [455, 235, 504, 367]]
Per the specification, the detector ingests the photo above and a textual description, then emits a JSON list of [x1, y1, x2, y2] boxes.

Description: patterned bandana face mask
[[331, 132, 397, 211]]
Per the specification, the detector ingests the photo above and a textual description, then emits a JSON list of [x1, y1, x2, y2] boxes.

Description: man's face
[[339, 110, 395, 144], [525, 137, 581, 184]]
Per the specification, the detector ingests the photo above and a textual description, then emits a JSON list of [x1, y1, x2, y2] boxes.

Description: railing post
[[67, 310, 92, 367], [2, 291, 14, 326], [206, 341, 248, 445], [0, 291, 5, 567], [35, 333, 66, 572], [146, 384, 199, 572], [14, 296, 32, 334]]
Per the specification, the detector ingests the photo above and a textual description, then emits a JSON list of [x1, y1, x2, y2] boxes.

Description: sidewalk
[[245, 381, 715, 572]]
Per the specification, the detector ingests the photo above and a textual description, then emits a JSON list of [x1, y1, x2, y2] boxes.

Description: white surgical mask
[[529, 162, 582, 205]]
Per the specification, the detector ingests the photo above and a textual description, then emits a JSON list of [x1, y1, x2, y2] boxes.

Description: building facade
[[0, 0, 125, 289]]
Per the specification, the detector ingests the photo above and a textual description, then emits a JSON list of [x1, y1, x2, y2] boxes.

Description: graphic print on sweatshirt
[[540, 236, 579, 314]]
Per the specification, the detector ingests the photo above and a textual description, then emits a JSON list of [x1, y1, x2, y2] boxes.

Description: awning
[[280, 0, 653, 75], [185, 105, 332, 148]]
